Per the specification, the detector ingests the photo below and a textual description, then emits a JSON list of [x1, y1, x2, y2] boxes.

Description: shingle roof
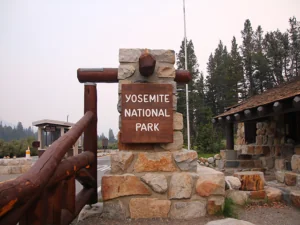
[[214, 77, 300, 118]]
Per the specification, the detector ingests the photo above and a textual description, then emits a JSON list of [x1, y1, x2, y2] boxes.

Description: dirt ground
[[73, 202, 300, 225]]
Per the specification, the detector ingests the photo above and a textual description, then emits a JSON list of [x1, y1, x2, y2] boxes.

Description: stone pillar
[[37, 127, 43, 150], [101, 49, 225, 220], [60, 127, 65, 137]]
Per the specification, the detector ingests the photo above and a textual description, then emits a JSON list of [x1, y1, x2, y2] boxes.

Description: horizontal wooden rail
[[77, 68, 192, 84], [0, 111, 95, 220], [47, 151, 94, 188]]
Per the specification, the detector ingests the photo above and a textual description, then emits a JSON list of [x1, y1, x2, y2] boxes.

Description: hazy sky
[[0, 0, 299, 137]]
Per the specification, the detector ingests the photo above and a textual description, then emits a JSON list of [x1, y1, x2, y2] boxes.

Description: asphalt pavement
[[0, 155, 112, 199]]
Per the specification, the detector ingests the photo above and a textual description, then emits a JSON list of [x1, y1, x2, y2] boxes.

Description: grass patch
[[223, 198, 238, 218], [197, 153, 215, 158]]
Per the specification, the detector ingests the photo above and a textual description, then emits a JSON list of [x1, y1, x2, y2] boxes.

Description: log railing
[[0, 83, 98, 225]]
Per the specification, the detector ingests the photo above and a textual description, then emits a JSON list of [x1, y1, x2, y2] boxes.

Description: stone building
[[213, 78, 300, 173]]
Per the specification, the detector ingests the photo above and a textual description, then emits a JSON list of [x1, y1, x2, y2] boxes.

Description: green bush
[[223, 198, 238, 218], [0, 137, 37, 158]]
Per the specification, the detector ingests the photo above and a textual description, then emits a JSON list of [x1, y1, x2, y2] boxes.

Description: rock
[[226, 190, 248, 205], [173, 150, 197, 171], [275, 171, 285, 183], [205, 162, 209, 166], [111, 152, 134, 173], [157, 63, 175, 78], [10, 166, 22, 174], [134, 152, 177, 172], [205, 218, 255, 225], [7, 159, 19, 166], [129, 198, 171, 218], [260, 156, 274, 169], [102, 200, 126, 220], [290, 190, 300, 208], [21, 165, 31, 173], [0, 166, 11, 174], [275, 158, 285, 170], [196, 169, 225, 197], [233, 171, 264, 191], [291, 154, 300, 172], [284, 172, 297, 186], [214, 154, 221, 160], [78, 203, 103, 222], [207, 157, 214, 164], [265, 186, 282, 202], [173, 112, 183, 130], [118, 64, 135, 79], [101, 174, 151, 200], [160, 131, 183, 151], [207, 196, 224, 215], [119, 48, 141, 62], [149, 49, 175, 64], [169, 173, 193, 199], [256, 135, 263, 145], [169, 201, 206, 219], [225, 176, 241, 190], [249, 190, 266, 199], [220, 150, 226, 159], [141, 173, 167, 193]]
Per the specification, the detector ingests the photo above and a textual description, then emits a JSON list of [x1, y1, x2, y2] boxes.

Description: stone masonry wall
[[101, 49, 225, 219], [0, 158, 32, 175]]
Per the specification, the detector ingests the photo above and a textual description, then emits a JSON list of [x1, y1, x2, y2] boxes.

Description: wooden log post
[[257, 106, 265, 117], [226, 122, 234, 150], [84, 83, 98, 204], [244, 109, 252, 118], [293, 96, 300, 109], [234, 113, 241, 121]]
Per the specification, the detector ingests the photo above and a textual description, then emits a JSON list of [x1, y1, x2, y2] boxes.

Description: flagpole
[[183, 0, 190, 151]]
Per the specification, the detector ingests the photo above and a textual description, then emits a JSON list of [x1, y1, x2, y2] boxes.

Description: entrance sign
[[121, 83, 173, 143]]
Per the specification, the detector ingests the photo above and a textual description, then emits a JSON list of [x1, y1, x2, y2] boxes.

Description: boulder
[[205, 218, 255, 225], [233, 171, 264, 191], [134, 152, 177, 172], [78, 203, 103, 222], [169, 201, 206, 219], [207, 196, 224, 215], [101, 174, 151, 200], [214, 154, 221, 160], [275, 159, 285, 170], [173, 112, 183, 130], [169, 173, 193, 199], [157, 63, 175, 78], [284, 172, 297, 186], [226, 190, 248, 205], [196, 167, 225, 197], [119, 48, 141, 62], [173, 150, 197, 171], [118, 64, 135, 79], [275, 171, 285, 183], [111, 152, 134, 173], [249, 190, 266, 199], [225, 176, 241, 190], [208, 157, 214, 164], [160, 131, 183, 151], [291, 154, 300, 172], [141, 173, 167, 193], [290, 190, 300, 208], [129, 198, 171, 218], [102, 200, 126, 220], [149, 49, 175, 64], [265, 186, 282, 202]]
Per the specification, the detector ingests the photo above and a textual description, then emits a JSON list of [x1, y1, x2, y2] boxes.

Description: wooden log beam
[[218, 117, 224, 123], [293, 96, 300, 109], [77, 68, 192, 84], [139, 50, 156, 77], [226, 116, 232, 123], [226, 123, 234, 149], [244, 109, 252, 118], [211, 118, 217, 124], [62, 177, 75, 215], [0, 111, 94, 219], [234, 113, 241, 121], [257, 106, 265, 117], [84, 84, 98, 204], [76, 168, 97, 189], [47, 152, 94, 188], [273, 101, 282, 112]]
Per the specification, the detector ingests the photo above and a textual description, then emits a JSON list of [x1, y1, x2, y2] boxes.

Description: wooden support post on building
[[83, 83, 98, 204], [226, 122, 234, 150]]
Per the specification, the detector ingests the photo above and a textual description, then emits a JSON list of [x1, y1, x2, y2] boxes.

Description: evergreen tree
[[288, 16, 300, 77], [176, 38, 200, 146], [108, 128, 116, 143], [241, 19, 256, 97]]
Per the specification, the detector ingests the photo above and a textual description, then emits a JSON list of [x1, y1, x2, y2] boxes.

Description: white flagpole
[[183, 0, 190, 151]]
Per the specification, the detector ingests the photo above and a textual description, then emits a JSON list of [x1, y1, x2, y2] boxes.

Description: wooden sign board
[[121, 83, 173, 143]]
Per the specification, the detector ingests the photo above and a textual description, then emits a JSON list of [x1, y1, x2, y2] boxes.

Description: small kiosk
[[32, 119, 83, 157]]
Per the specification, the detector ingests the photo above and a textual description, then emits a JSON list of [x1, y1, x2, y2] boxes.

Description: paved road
[[0, 155, 112, 199]]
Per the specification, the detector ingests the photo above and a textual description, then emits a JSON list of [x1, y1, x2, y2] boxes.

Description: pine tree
[[288, 16, 300, 77], [176, 38, 200, 146], [108, 128, 116, 143], [241, 19, 256, 97]]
